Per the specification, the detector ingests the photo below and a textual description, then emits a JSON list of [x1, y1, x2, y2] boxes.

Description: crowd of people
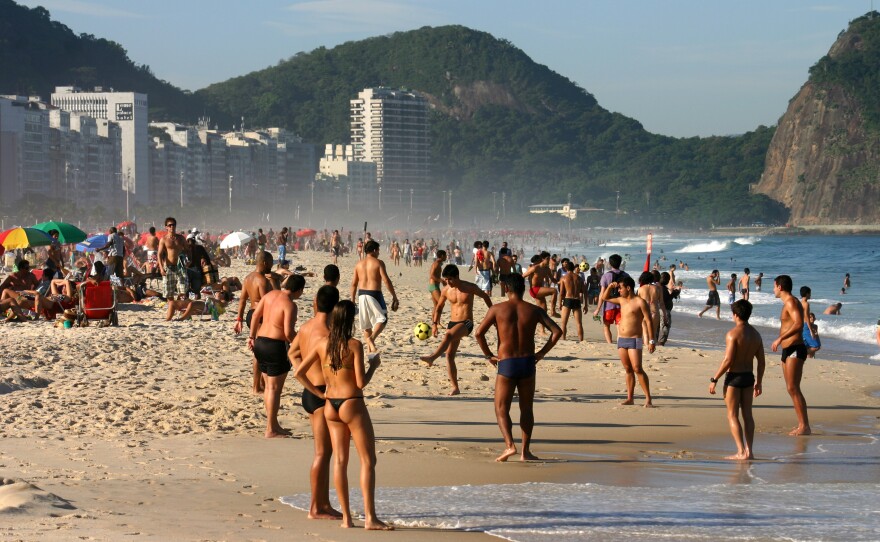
[[5, 218, 878, 531]]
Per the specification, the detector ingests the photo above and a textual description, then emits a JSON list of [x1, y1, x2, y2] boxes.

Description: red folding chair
[[77, 280, 118, 326]]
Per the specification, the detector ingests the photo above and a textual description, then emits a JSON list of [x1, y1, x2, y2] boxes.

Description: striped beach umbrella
[[0, 227, 54, 250]]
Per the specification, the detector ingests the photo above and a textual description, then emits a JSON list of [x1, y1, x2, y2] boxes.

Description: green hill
[[0, 0, 203, 121], [197, 25, 785, 227], [0, 0, 785, 226]]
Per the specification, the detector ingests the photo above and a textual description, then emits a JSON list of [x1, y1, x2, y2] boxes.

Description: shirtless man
[[288, 285, 342, 520], [603, 276, 655, 407], [824, 302, 842, 315], [234, 251, 278, 394], [770, 275, 810, 436], [593, 254, 630, 344], [248, 274, 305, 438], [709, 299, 765, 460], [637, 272, 663, 347], [472, 241, 495, 296], [754, 272, 763, 292], [739, 268, 751, 301], [558, 261, 587, 341], [475, 274, 561, 462], [157, 217, 188, 300], [257, 228, 267, 254], [496, 246, 514, 296], [330, 230, 341, 265], [427, 249, 447, 311], [697, 270, 722, 319], [143, 227, 160, 274], [350, 240, 399, 352], [523, 253, 557, 317], [420, 264, 492, 395]]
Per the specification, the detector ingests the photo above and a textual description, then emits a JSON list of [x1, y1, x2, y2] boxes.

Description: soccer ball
[[413, 322, 431, 341]]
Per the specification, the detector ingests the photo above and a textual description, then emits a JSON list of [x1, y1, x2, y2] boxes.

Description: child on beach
[[804, 312, 821, 358], [294, 301, 393, 530]]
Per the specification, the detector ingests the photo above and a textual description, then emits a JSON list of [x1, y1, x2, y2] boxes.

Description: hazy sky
[[20, 0, 871, 137]]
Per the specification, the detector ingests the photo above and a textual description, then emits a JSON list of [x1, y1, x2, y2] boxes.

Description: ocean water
[[280, 431, 880, 541], [558, 234, 880, 363]]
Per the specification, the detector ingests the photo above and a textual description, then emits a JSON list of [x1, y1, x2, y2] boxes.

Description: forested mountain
[[0, 0, 202, 121], [756, 12, 880, 225], [1, 1, 788, 226], [198, 25, 785, 226]]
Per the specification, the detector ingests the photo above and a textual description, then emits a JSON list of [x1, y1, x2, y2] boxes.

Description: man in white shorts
[[350, 240, 399, 352]]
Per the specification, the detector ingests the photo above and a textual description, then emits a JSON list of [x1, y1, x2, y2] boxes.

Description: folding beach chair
[[76, 280, 118, 326]]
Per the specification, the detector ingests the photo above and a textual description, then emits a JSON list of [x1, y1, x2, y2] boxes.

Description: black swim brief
[[245, 308, 254, 329], [563, 298, 581, 310], [253, 337, 291, 376], [302, 385, 327, 415], [447, 320, 474, 335], [723, 371, 756, 395], [497, 356, 536, 380], [781, 343, 808, 363]]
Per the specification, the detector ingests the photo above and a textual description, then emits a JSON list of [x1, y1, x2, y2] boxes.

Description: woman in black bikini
[[294, 300, 392, 530]]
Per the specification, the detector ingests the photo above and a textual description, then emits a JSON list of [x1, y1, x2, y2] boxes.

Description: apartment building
[[350, 88, 430, 212], [51, 86, 149, 205]]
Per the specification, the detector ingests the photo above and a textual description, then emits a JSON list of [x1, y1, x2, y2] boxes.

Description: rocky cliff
[[755, 15, 880, 225]]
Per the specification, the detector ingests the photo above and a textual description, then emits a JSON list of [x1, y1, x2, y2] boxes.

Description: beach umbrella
[[0, 227, 54, 250], [219, 231, 254, 249], [117, 220, 136, 230], [75, 234, 108, 252], [32, 221, 87, 244], [296, 228, 317, 238]]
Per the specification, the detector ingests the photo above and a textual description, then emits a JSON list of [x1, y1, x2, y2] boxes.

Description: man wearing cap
[[185, 232, 213, 299]]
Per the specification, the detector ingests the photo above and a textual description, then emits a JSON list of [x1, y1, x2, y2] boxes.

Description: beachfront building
[[0, 95, 121, 211], [51, 86, 149, 206], [317, 143, 379, 211], [148, 123, 317, 213], [350, 87, 430, 215]]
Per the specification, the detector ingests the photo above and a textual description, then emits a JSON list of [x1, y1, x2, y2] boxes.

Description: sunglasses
[[166, 223, 176, 227]]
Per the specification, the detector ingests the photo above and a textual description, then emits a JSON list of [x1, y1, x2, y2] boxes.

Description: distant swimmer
[[709, 299, 765, 460], [740, 268, 751, 300], [474, 274, 561, 462], [698, 270, 722, 319], [603, 275, 656, 407], [771, 275, 810, 436], [754, 272, 763, 292], [824, 302, 842, 315], [844, 273, 851, 291]]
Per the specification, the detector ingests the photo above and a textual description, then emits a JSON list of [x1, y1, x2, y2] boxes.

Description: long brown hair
[[327, 301, 356, 372]]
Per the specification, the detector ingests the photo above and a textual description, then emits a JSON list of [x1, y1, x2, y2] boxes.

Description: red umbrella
[[117, 220, 136, 230], [296, 228, 317, 238]]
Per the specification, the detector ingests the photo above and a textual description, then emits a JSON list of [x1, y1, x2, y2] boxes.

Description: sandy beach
[[2, 248, 879, 541]]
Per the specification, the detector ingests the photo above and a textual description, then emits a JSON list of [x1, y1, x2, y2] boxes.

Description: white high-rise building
[[51, 86, 149, 205], [351, 88, 429, 211]]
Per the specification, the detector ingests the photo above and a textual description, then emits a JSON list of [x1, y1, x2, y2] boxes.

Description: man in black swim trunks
[[420, 264, 492, 396], [288, 285, 342, 519], [698, 269, 721, 319], [475, 274, 561, 462], [248, 274, 305, 438], [235, 251, 278, 394], [771, 275, 811, 436], [709, 300, 765, 460]]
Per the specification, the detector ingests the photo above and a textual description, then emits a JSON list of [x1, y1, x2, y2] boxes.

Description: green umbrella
[[33, 221, 88, 244]]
